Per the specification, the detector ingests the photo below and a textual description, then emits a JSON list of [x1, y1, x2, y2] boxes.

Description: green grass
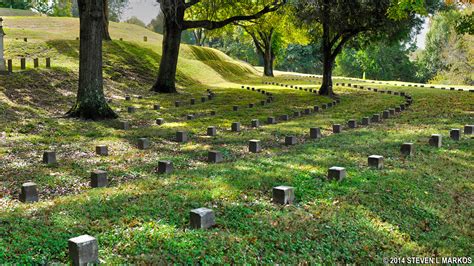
[[0, 16, 473, 264]]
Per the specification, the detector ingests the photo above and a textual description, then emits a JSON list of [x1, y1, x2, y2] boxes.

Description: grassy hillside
[[0, 8, 38, 16], [0, 17, 473, 264]]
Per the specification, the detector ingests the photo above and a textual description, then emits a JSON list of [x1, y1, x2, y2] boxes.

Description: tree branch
[[182, 0, 286, 30], [184, 0, 201, 9]]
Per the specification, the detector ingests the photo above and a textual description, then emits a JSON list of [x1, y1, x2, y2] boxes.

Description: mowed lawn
[[0, 17, 473, 264]]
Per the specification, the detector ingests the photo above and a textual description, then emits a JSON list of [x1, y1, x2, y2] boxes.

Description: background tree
[[295, 0, 439, 96], [67, 0, 117, 120], [152, 0, 286, 93], [125, 16, 147, 27], [148, 12, 165, 34]]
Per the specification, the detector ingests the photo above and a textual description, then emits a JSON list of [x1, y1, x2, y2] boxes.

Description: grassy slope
[[0, 17, 473, 264]]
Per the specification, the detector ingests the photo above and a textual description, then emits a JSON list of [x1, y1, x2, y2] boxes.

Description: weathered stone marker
[[328, 167, 346, 181], [249, 140, 261, 153], [361, 117, 370, 126], [137, 138, 150, 150], [233, 105, 239, 111], [429, 134, 442, 148], [119, 121, 129, 130], [464, 125, 474, 135], [201, 97, 206, 103], [90, 170, 108, 188], [260, 100, 266, 106], [348, 119, 357, 129], [322, 104, 327, 109], [158, 160, 173, 174], [156, 118, 164, 125], [208, 150, 223, 163], [187, 114, 194, 120], [176, 131, 188, 142], [251, 119, 260, 128], [190, 208, 215, 229], [313, 106, 320, 112], [153, 104, 160, 110], [33, 58, 38, 68], [190, 98, 196, 105], [272, 186, 295, 205], [19, 182, 39, 203], [372, 114, 381, 123], [45, 58, 51, 68], [127, 106, 136, 113], [400, 143, 414, 156], [210, 110, 216, 116], [389, 109, 395, 116], [7, 59, 12, 73], [43, 151, 57, 164], [293, 111, 301, 117], [267, 117, 276, 124], [207, 126, 217, 136], [368, 155, 384, 169], [310, 127, 322, 139], [333, 124, 342, 133], [395, 107, 401, 113], [285, 136, 297, 146], [68, 235, 99, 266], [95, 145, 108, 156], [175, 101, 181, 107], [231, 122, 241, 132], [280, 114, 289, 121], [20, 58, 26, 69], [143, 36, 148, 42], [125, 95, 131, 101], [450, 129, 460, 141], [382, 110, 390, 119]]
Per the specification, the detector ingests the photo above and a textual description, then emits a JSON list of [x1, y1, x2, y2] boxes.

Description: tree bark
[[103, 0, 111, 41], [320, 52, 334, 96], [263, 47, 274, 77], [151, 22, 182, 93], [67, 0, 117, 120]]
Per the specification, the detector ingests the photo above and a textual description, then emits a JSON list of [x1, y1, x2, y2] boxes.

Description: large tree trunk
[[151, 23, 182, 93], [67, 0, 117, 120], [103, 0, 111, 41], [263, 47, 274, 77], [320, 52, 334, 96]]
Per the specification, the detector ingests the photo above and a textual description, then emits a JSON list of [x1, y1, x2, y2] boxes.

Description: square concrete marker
[[328, 103, 333, 108], [137, 138, 150, 150], [285, 136, 297, 145], [125, 95, 131, 101], [260, 100, 266, 106], [310, 127, 322, 139], [328, 167, 346, 181], [400, 105, 406, 111], [153, 104, 160, 110], [389, 109, 396, 116], [294, 111, 301, 117], [249, 140, 261, 153], [372, 114, 380, 123], [450, 129, 460, 141], [158, 160, 173, 174], [176, 131, 188, 142], [266, 98, 272, 103], [348, 119, 357, 129], [190, 98, 196, 105], [90, 170, 108, 188], [395, 107, 401, 113], [382, 110, 390, 119], [208, 151, 223, 163], [95, 145, 108, 156], [175, 101, 181, 107], [304, 108, 312, 115], [333, 124, 342, 133], [190, 208, 215, 229], [19, 182, 39, 203], [429, 134, 442, 147], [156, 118, 164, 125], [361, 117, 370, 126], [267, 117, 276, 124], [207, 126, 217, 136], [249, 103, 254, 108], [280, 114, 289, 121], [119, 121, 130, 130], [464, 125, 474, 135], [322, 104, 327, 110], [233, 105, 239, 111], [251, 119, 260, 128], [187, 114, 194, 120], [368, 155, 384, 169], [43, 151, 57, 164], [68, 235, 99, 266], [127, 106, 136, 113], [401, 143, 414, 156], [210, 110, 216, 116], [272, 186, 295, 205], [201, 97, 206, 103], [231, 122, 241, 132], [314, 106, 320, 112]]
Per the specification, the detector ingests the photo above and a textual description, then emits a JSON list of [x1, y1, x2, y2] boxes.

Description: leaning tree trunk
[[263, 47, 274, 77], [151, 23, 182, 93], [319, 52, 335, 96], [67, 0, 117, 120], [102, 0, 111, 41]]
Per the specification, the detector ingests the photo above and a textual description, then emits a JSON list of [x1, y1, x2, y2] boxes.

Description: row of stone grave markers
[[19, 83, 474, 264], [363, 79, 473, 92], [3, 57, 51, 72], [263, 81, 321, 95], [55, 83, 418, 265]]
